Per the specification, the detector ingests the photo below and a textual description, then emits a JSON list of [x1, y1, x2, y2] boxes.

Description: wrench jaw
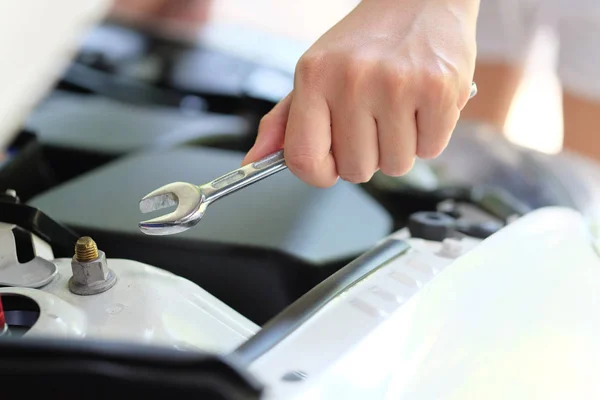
[[138, 182, 206, 235], [138, 210, 205, 235]]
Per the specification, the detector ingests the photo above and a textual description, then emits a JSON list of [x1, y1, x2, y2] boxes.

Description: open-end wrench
[[139, 82, 478, 235], [139, 150, 287, 235]]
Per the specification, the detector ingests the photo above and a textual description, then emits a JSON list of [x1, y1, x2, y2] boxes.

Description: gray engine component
[[25, 91, 250, 156], [29, 147, 393, 264]]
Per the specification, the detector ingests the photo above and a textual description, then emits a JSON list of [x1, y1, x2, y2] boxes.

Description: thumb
[[242, 93, 293, 165]]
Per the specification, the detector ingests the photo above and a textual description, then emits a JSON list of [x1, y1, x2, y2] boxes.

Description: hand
[[243, 0, 479, 187]]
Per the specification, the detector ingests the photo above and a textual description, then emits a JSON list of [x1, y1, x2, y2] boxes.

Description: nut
[[71, 250, 109, 285], [69, 237, 117, 296]]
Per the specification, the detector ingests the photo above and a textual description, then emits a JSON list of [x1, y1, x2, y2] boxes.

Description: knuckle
[[422, 69, 448, 93], [343, 58, 361, 81], [258, 114, 274, 130], [327, 53, 377, 98], [342, 61, 363, 94], [295, 51, 327, 85], [343, 54, 374, 83], [381, 62, 407, 89]]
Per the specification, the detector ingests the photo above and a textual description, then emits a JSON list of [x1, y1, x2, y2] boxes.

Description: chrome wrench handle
[[200, 150, 288, 203]]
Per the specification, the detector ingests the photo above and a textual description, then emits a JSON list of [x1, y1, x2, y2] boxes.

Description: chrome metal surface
[[139, 149, 287, 235], [470, 81, 478, 99]]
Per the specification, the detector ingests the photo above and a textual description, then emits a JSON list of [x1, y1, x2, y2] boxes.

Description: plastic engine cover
[[29, 147, 392, 264], [26, 91, 249, 155]]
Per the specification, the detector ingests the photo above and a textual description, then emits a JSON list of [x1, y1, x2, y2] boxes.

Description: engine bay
[[2, 22, 600, 400]]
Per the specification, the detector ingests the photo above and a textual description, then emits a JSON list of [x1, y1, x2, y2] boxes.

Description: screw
[[75, 236, 99, 262]]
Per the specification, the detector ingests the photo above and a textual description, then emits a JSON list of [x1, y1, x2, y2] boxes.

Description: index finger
[[284, 88, 338, 188]]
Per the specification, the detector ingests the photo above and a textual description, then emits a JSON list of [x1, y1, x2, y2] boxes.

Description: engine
[[2, 189, 600, 400], [1, 21, 600, 400]]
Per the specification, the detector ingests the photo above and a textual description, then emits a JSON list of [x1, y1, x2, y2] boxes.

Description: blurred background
[[213, 0, 563, 154], [218, 0, 561, 158], [1, 0, 563, 155]]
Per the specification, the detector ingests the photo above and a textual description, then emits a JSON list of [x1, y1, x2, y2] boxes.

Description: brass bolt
[[75, 236, 99, 262]]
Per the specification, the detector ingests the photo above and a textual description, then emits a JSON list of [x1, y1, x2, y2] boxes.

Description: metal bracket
[[0, 223, 57, 288]]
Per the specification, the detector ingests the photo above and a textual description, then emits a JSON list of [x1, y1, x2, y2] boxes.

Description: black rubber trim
[[408, 211, 456, 242], [0, 337, 262, 400], [0, 201, 79, 257], [233, 238, 411, 365], [61, 63, 202, 109]]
